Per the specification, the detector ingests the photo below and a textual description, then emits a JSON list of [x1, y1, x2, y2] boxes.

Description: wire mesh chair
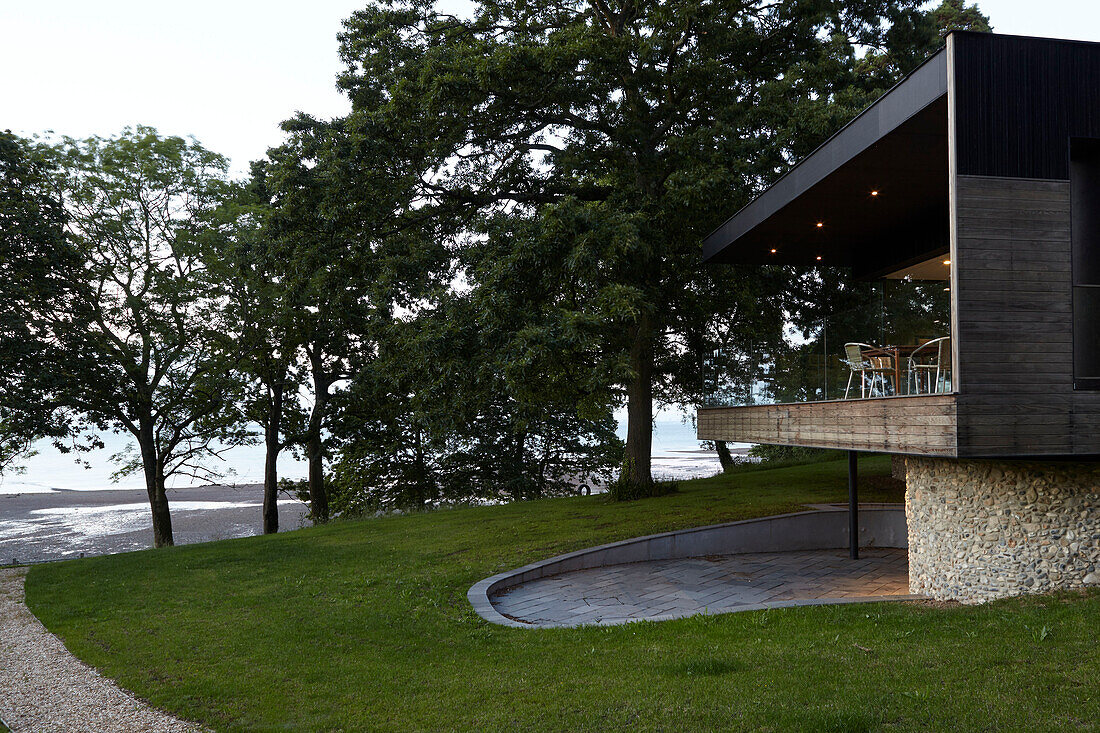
[[866, 353, 897, 396], [907, 336, 951, 394], [842, 343, 894, 398]]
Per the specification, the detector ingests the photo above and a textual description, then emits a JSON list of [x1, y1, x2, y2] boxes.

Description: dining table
[[860, 344, 925, 396]]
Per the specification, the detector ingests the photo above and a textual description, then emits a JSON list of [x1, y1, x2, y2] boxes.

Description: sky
[[3, 0, 1099, 177], [2, 0, 1096, 488]]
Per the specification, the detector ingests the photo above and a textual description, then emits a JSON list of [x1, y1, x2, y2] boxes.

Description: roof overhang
[[703, 47, 950, 278]]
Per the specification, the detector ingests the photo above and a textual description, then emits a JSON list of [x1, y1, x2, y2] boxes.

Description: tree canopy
[[1, 0, 995, 540], [333, 0, 982, 497], [36, 127, 249, 546], [0, 132, 81, 475]]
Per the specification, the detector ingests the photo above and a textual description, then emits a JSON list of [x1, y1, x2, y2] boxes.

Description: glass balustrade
[[702, 278, 951, 407]]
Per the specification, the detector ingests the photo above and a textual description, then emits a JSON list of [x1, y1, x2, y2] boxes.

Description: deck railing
[[702, 279, 950, 407]]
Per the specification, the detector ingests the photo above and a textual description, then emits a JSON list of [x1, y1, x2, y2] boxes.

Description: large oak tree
[[335, 0, 963, 495]]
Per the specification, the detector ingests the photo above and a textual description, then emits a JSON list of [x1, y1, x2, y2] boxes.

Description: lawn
[[25, 455, 1100, 731]]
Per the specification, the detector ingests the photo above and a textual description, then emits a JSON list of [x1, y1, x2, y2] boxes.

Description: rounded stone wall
[[906, 457, 1100, 602]]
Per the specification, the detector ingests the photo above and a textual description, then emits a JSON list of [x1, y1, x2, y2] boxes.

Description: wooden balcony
[[697, 394, 958, 456]]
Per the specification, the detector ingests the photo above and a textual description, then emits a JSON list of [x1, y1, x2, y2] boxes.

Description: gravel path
[[0, 568, 207, 733]]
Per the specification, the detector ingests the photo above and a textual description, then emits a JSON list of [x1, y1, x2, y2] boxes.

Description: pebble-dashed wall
[[906, 457, 1100, 602]]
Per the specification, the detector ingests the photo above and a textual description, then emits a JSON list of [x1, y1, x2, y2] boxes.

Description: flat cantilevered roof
[[703, 46, 950, 276]]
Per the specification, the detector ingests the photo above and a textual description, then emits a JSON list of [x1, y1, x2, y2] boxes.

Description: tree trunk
[[137, 419, 173, 547], [716, 441, 736, 473], [621, 314, 654, 492], [153, 462, 174, 547], [306, 415, 327, 522], [411, 424, 426, 508], [306, 365, 329, 522], [512, 429, 529, 500], [262, 382, 283, 534]]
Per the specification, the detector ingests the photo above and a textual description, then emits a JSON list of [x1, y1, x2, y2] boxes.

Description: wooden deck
[[697, 395, 958, 456]]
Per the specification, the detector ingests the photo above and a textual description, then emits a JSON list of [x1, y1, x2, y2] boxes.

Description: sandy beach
[[0, 484, 310, 565], [0, 439, 727, 565]]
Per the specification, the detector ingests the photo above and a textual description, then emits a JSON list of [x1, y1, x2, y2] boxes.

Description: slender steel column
[[848, 450, 859, 559]]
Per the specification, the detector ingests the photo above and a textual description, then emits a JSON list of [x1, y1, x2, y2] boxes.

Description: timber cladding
[[697, 395, 957, 456], [953, 33, 1100, 180], [953, 175, 1100, 457]]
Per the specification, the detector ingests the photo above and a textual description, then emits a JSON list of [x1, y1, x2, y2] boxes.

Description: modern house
[[698, 31, 1100, 602]]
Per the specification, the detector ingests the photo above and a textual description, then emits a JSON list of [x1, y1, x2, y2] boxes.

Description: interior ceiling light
[[870, 190, 879, 196], [770, 248, 777, 254], [816, 255, 822, 261], [943, 259, 951, 265], [815, 222, 824, 228]]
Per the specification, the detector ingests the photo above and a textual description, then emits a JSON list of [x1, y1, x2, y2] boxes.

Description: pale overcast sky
[[2, 0, 1098, 176]]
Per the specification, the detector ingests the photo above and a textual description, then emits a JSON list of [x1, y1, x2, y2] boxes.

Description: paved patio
[[489, 548, 914, 627]]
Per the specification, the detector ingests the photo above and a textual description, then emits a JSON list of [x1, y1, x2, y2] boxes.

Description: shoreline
[[0, 452, 727, 564], [2, 451, 731, 497], [0, 480, 279, 498], [0, 483, 311, 565]]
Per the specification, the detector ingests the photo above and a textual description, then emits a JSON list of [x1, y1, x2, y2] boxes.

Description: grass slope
[[25, 456, 1100, 731]]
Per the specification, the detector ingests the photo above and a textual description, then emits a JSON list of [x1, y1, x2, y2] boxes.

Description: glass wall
[[702, 278, 951, 407]]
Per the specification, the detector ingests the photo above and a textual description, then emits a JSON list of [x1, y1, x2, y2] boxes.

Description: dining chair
[[866, 353, 896, 396], [907, 336, 951, 394], [842, 343, 893, 398]]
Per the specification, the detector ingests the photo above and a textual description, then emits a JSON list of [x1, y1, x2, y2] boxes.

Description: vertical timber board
[[953, 33, 1100, 180], [953, 175, 1100, 456], [947, 33, 962, 394], [696, 396, 957, 456]]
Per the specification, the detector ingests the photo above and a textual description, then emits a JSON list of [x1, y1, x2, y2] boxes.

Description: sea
[[0, 414, 746, 563], [0, 414, 737, 496]]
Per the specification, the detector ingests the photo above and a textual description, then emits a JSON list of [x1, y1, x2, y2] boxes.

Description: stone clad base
[[906, 457, 1100, 602]]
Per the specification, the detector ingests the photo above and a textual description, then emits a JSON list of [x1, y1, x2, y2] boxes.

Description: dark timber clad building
[[698, 32, 1100, 602]]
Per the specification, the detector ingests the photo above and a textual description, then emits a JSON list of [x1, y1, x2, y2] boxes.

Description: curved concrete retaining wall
[[469, 507, 905, 627]]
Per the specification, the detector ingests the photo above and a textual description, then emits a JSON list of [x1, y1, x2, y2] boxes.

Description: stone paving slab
[[490, 548, 913, 627]]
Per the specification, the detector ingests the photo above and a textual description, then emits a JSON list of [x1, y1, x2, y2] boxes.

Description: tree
[[328, 287, 620, 514], [874, 0, 991, 81], [263, 120, 366, 523], [204, 164, 306, 534], [263, 116, 449, 521], [446, 229, 625, 499], [928, 0, 990, 35], [0, 131, 82, 475], [336, 0, 944, 497], [40, 127, 249, 547]]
